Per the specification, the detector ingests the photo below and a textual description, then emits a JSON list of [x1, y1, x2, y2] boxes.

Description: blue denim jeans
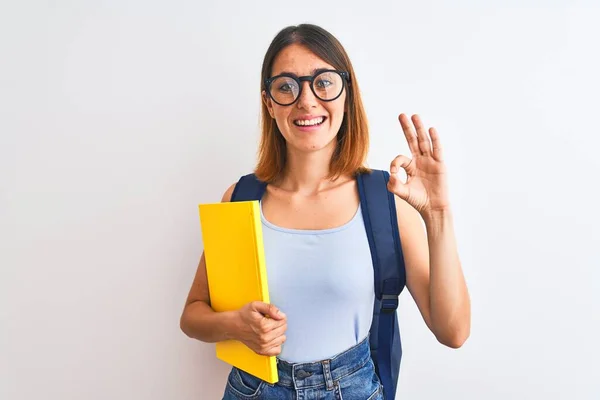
[[222, 336, 384, 400]]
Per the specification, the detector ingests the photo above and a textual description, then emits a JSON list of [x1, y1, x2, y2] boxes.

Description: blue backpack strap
[[230, 173, 267, 202], [357, 169, 407, 399]]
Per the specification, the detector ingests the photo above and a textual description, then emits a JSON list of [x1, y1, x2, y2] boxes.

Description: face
[[263, 44, 347, 154]]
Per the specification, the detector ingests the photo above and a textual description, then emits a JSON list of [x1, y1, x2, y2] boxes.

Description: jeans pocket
[[337, 357, 384, 400], [226, 367, 265, 398]]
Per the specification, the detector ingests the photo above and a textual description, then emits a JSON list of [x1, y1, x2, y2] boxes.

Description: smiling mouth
[[293, 116, 326, 127]]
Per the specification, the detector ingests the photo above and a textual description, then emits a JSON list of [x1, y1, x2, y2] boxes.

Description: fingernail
[[391, 167, 397, 174]]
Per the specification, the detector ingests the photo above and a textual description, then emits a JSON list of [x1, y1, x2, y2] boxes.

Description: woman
[[180, 24, 471, 400]]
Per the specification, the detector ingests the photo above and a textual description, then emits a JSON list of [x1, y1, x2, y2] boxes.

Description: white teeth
[[295, 117, 324, 126]]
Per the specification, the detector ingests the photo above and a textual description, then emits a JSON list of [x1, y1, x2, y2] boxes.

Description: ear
[[262, 90, 275, 119]]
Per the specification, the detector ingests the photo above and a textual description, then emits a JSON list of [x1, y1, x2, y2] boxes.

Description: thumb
[[388, 173, 409, 200], [253, 302, 285, 320]]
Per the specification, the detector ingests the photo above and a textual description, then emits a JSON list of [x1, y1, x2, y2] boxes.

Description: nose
[[296, 81, 318, 110]]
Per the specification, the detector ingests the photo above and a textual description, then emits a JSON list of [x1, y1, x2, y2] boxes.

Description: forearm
[[423, 209, 471, 347], [180, 300, 241, 343]]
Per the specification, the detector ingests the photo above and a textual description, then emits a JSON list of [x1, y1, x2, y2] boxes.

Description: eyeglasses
[[264, 69, 350, 106]]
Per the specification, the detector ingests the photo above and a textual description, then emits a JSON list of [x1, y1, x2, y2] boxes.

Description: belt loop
[[322, 359, 334, 391]]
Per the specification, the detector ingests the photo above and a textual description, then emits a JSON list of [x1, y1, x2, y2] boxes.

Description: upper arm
[[394, 195, 434, 331], [183, 182, 237, 308]]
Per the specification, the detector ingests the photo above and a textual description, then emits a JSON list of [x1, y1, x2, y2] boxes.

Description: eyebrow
[[273, 68, 331, 77]]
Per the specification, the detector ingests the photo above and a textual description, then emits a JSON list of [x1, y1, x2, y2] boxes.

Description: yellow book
[[198, 200, 278, 384]]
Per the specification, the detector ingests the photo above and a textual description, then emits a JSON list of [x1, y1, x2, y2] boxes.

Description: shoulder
[[221, 183, 237, 202], [220, 172, 262, 202], [362, 168, 422, 230]]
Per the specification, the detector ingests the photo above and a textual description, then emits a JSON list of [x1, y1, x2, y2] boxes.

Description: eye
[[315, 79, 332, 88], [278, 83, 294, 92]]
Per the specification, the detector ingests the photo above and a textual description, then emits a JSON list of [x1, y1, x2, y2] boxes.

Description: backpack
[[230, 169, 406, 399]]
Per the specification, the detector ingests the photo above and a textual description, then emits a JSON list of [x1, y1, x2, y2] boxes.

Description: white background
[[2, 1, 599, 399]]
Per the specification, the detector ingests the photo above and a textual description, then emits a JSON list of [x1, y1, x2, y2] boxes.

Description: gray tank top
[[260, 202, 375, 363]]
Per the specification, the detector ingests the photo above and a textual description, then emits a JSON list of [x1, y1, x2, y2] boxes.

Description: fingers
[[253, 301, 286, 332], [399, 114, 434, 157], [258, 334, 287, 356], [258, 312, 287, 333], [252, 301, 285, 320], [240, 301, 288, 357], [262, 323, 287, 345], [389, 154, 412, 175], [387, 173, 409, 200], [256, 319, 287, 356], [398, 114, 419, 156], [389, 154, 413, 200], [411, 114, 432, 156], [429, 126, 444, 161]]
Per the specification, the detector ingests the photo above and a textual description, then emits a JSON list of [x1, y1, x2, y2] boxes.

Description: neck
[[280, 144, 337, 195]]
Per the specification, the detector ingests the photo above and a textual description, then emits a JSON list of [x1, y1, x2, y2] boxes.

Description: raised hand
[[388, 114, 451, 216]]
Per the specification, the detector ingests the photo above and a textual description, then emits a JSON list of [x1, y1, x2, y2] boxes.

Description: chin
[[291, 133, 337, 153]]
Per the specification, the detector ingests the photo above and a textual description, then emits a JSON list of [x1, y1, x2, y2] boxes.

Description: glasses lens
[[269, 76, 300, 105], [312, 71, 344, 101]]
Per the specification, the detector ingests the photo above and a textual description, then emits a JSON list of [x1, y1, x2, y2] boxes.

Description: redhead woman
[[180, 23, 470, 400]]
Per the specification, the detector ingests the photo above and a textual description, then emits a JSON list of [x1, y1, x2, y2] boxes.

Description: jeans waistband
[[274, 336, 371, 390]]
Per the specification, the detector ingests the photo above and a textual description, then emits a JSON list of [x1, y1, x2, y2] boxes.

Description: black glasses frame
[[264, 69, 350, 106]]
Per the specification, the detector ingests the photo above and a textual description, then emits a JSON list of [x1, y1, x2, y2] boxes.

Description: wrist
[[222, 310, 243, 341], [422, 208, 454, 235], [422, 207, 452, 223]]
